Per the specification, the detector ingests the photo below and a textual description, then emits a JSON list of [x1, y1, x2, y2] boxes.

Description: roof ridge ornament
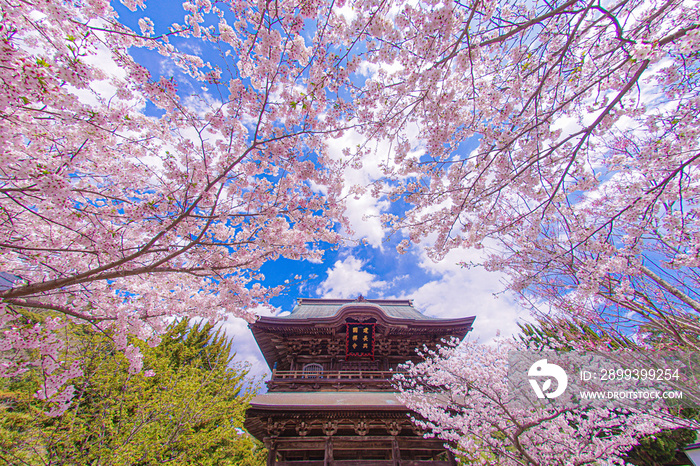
[[356, 294, 366, 302]]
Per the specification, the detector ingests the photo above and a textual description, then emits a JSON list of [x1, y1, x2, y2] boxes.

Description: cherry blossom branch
[[639, 265, 700, 314]]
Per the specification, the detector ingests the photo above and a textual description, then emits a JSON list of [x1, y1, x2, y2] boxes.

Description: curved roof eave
[[254, 303, 475, 329]]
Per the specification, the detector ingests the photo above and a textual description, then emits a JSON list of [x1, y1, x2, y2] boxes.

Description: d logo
[[528, 359, 568, 399]]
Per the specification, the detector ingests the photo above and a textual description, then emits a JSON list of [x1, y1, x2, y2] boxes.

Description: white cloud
[[325, 122, 423, 248], [159, 55, 178, 77], [217, 305, 278, 387], [409, 247, 525, 344], [182, 92, 223, 117], [333, 2, 358, 23], [345, 193, 390, 248], [305, 254, 324, 264], [325, 128, 392, 248], [317, 256, 387, 298]]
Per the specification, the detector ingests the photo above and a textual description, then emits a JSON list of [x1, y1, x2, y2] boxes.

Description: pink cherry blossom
[[396, 340, 691, 465], [0, 0, 361, 414]]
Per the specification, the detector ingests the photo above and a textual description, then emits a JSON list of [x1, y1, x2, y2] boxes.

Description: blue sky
[[110, 0, 527, 380]]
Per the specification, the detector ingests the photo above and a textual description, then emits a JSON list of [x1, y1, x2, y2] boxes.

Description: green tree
[[0, 319, 266, 465], [624, 422, 697, 466]]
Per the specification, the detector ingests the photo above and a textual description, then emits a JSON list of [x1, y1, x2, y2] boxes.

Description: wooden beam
[[324, 437, 334, 466], [266, 439, 278, 466], [392, 438, 402, 466], [272, 439, 327, 450], [269, 435, 447, 452], [275, 462, 452, 466], [276, 462, 325, 466], [401, 462, 452, 466]]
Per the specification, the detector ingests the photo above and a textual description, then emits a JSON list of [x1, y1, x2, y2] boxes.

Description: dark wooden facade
[[244, 297, 475, 465]]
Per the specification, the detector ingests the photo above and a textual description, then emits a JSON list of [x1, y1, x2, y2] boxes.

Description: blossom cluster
[[0, 0, 363, 413], [395, 340, 686, 465]]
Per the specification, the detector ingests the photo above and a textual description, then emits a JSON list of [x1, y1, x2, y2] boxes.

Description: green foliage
[[518, 317, 634, 351], [624, 409, 698, 466], [0, 319, 266, 465], [152, 319, 234, 371]]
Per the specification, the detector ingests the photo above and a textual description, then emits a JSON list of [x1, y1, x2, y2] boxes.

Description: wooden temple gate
[[244, 297, 475, 465]]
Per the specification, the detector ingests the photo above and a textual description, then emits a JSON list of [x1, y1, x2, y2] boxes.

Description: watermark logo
[[528, 359, 568, 399], [509, 351, 692, 408]]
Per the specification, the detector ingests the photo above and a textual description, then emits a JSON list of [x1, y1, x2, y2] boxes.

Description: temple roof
[[249, 297, 475, 370], [284, 298, 437, 320], [247, 391, 405, 410], [244, 391, 413, 440]]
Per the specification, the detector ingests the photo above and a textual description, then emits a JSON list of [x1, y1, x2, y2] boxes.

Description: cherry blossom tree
[[2, 0, 698, 422], [0, 0, 372, 412], [347, 0, 700, 343], [395, 340, 687, 466]]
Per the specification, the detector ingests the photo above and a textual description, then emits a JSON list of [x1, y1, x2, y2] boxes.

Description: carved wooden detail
[[411, 423, 426, 436], [290, 342, 303, 353], [308, 341, 321, 356], [295, 421, 311, 437], [384, 420, 402, 436], [266, 418, 286, 437], [353, 420, 370, 436], [350, 314, 375, 322], [322, 420, 338, 436], [327, 339, 341, 356], [377, 340, 391, 354]]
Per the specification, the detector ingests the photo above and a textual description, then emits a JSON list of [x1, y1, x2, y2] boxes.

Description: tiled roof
[[282, 298, 438, 320]]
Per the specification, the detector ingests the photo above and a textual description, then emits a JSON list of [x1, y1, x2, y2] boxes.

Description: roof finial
[[356, 294, 366, 302]]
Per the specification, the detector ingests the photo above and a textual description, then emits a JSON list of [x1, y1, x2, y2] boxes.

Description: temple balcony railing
[[267, 369, 404, 392]]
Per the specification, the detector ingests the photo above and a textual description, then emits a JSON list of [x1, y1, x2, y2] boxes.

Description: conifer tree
[[0, 318, 265, 465]]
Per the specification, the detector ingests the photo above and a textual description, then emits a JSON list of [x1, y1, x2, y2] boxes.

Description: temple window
[[302, 363, 323, 378]]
